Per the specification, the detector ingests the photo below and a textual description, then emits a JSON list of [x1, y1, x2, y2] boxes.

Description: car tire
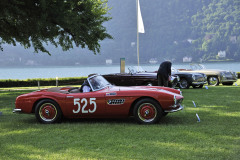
[[35, 99, 62, 124], [133, 98, 163, 124], [179, 78, 189, 89], [207, 76, 219, 86]]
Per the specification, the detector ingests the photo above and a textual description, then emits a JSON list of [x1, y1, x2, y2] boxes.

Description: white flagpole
[[137, 0, 145, 70], [137, 0, 140, 69]]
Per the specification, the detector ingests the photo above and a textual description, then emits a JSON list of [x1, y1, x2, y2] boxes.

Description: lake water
[[0, 62, 239, 80]]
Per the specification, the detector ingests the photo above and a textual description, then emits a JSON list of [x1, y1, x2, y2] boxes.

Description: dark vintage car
[[103, 66, 207, 89], [103, 66, 180, 88], [171, 68, 207, 89]]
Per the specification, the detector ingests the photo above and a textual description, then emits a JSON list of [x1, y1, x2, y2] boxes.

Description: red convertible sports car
[[13, 75, 184, 124]]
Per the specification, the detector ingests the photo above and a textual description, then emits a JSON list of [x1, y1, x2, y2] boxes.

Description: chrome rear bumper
[[13, 109, 22, 113]]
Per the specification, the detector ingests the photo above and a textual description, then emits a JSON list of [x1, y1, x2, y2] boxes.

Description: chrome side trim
[[13, 109, 22, 113]]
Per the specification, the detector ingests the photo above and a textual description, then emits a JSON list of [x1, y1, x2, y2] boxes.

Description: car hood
[[106, 85, 181, 96]]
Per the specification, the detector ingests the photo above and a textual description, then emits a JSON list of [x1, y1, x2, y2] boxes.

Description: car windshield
[[87, 75, 112, 91], [128, 66, 145, 74], [171, 67, 179, 73], [190, 63, 206, 70]]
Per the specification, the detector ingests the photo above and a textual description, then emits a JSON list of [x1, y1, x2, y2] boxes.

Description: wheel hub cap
[[39, 103, 57, 122], [138, 103, 157, 122]]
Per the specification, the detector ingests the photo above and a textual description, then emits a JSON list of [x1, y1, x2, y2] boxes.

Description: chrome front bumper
[[220, 79, 237, 83], [165, 104, 184, 113], [192, 81, 207, 85], [13, 109, 22, 113]]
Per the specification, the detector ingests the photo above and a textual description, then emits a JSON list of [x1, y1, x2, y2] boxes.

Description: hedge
[[0, 77, 87, 88]]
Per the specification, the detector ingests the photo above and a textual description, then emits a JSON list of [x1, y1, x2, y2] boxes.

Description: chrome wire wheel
[[133, 98, 163, 124], [39, 103, 57, 122], [208, 76, 219, 86], [35, 99, 62, 124], [137, 103, 157, 123]]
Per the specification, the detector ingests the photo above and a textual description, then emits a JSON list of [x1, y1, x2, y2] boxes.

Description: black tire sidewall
[[35, 99, 62, 124], [133, 98, 163, 124], [179, 78, 189, 89], [207, 76, 219, 86]]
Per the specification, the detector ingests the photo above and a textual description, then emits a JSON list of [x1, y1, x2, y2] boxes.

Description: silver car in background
[[178, 63, 238, 86]]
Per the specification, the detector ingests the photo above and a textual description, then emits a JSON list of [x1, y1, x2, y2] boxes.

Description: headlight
[[174, 95, 177, 105], [177, 75, 180, 81], [232, 72, 237, 78], [192, 74, 196, 80], [220, 72, 226, 77]]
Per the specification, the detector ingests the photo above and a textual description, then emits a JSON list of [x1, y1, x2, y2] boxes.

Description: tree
[[0, 0, 112, 55]]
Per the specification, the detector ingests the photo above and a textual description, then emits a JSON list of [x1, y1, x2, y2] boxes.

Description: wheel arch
[[32, 98, 60, 113], [129, 96, 162, 116]]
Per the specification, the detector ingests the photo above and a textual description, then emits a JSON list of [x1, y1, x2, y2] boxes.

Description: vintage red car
[[13, 75, 184, 124]]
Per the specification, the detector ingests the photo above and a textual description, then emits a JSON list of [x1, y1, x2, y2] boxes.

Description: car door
[[65, 91, 106, 118]]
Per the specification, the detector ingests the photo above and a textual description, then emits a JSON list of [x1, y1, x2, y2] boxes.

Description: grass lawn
[[0, 81, 240, 160]]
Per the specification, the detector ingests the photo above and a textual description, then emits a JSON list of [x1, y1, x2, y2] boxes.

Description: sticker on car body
[[107, 99, 125, 105], [106, 92, 117, 96]]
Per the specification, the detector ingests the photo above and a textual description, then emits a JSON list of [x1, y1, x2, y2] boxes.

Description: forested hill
[[105, 0, 240, 63], [1, 0, 240, 66]]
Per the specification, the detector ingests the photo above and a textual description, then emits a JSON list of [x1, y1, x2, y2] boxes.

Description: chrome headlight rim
[[192, 74, 196, 80], [220, 72, 226, 77]]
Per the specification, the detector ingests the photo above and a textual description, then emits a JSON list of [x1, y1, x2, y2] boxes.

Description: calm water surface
[[0, 62, 239, 80]]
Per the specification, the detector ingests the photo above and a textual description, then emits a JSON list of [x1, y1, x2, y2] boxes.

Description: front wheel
[[208, 76, 219, 86], [35, 99, 62, 124], [179, 78, 189, 89], [133, 98, 163, 124]]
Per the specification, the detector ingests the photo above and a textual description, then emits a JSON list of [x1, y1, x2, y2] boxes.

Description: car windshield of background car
[[128, 66, 145, 74]]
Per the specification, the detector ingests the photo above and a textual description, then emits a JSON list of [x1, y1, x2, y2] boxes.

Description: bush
[[0, 77, 87, 87], [237, 72, 240, 79]]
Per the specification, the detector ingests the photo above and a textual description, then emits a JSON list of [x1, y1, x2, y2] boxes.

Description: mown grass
[[0, 81, 240, 160]]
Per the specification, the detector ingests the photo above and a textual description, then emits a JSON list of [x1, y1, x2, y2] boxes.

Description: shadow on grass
[[18, 113, 195, 126]]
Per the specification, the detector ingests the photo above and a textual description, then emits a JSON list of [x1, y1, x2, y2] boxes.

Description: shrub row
[[0, 77, 87, 88]]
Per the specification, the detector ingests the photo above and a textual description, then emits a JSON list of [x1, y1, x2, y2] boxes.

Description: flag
[[196, 113, 201, 122], [192, 101, 196, 107], [137, 0, 145, 33]]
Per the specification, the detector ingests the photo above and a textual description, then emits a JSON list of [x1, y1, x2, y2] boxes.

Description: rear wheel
[[133, 98, 163, 124], [207, 76, 219, 86], [35, 99, 62, 124]]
